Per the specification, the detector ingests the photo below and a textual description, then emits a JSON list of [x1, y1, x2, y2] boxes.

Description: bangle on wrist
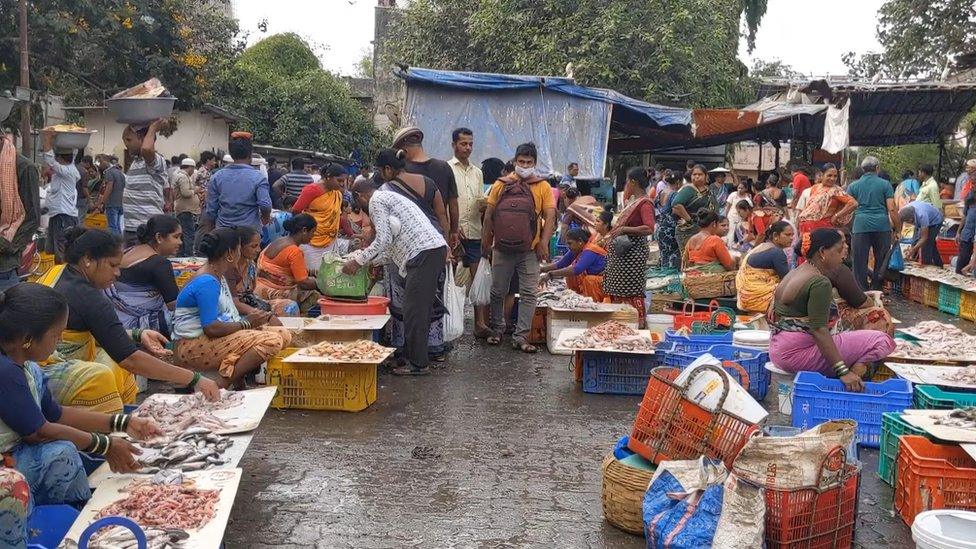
[[110, 413, 131, 432], [131, 329, 142, 343], [187, 371, 202, 389], [85, 433, 111, 456]]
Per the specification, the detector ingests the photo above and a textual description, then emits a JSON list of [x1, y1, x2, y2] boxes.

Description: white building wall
[[80, 109, 230, 160]]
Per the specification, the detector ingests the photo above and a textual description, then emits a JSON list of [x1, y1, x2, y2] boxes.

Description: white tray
[[306, 314, 391, 331], [902, 409, 976, 443], [552, 328, 656, 355], [282, 344, 395, 364], [135, 386, 277, 435], [886, 363, 976, 390]]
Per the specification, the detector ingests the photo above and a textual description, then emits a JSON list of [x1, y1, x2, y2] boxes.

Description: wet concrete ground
[[226, 296, 962, 548]]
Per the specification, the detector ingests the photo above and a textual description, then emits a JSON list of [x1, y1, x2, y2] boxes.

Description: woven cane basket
[[682, 270, 737, 299], [601, 453, 655, 535]]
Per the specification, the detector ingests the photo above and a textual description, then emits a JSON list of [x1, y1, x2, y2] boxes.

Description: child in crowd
[[261, 195, 297, 247]]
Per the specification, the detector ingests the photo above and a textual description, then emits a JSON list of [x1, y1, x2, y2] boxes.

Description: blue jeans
[[105, 206, 123, 235], [0, 268, 18, 292]]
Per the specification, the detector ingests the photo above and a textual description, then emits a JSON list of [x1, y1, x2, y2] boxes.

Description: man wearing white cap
[[955, 158, 976, 201], [393, 126, 460, 249], [173, 158, 200, 257]]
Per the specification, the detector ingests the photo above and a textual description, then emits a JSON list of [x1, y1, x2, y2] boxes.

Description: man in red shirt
[[789, 162, 812, 212]]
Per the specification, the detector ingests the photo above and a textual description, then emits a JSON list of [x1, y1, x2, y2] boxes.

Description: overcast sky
[[232, 0, 885, 78]]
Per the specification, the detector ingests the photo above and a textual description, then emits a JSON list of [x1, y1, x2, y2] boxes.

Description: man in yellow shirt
[[449, 128, 490, 336], [917, 164, 941, 209], [482, 143, 556, 353]]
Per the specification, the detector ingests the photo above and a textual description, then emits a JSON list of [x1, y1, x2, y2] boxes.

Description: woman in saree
[[39, 228, 219, 413], [226, 226, 297, 318], [293, 163, 348, 273], [827, 228, 894, 335], [655, 173, 683, 270], [671, 164, 718, 256], [736, 221, 795, 313], [255, 214, 322, 314], [683, 211, 737, 273], [602, 167, 655, 327], [768, 228, 895, 391], [0, 283, 162, 548], [105, 215, 181, 337], [540, 228, 607, 302], [796, 163, 857, 262], [173, 228, 292, 389]]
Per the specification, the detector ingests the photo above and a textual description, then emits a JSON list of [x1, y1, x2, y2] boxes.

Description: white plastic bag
[[469, 258, 492, 306], [443, 266, 465, 342]]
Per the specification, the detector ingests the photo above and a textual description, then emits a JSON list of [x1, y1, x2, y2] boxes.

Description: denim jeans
[[176, 212, 198, 257], [105, 206, 123, 235], [0, 268, 19, 292]]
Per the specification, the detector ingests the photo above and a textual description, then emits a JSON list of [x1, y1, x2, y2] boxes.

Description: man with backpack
[[481, 143, 557, 353]]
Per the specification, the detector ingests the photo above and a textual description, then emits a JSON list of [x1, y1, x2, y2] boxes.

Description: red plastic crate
[[895, 435, 976, 526], [936, 237, 959, 265], [764, 458, 861, 549], [627, 365, 759, 468]]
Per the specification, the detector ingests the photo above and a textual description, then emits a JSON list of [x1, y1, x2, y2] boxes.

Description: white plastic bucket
[[675, 355, 768, 424], [912, 510, 976, 549], [645, 314, 673, 339], [765, 362, 795, 416]]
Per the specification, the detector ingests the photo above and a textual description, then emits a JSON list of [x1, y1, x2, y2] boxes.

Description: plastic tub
[[645, 314, 672, 339], [318, 296, 389, 316], [912, 510, 976, 549], [765, 362, 795, 415]]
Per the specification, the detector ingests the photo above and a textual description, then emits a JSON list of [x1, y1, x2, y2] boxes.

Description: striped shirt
[[122, 153, 168, 232], [279, 170, 314, 199]]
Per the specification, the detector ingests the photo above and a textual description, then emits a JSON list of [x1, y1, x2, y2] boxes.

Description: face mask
[[515, 166, 537, 179]]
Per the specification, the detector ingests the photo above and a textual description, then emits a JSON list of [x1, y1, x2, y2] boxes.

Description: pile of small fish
[[894, 321, 976, 361], [137, 427, 233, 473], [934, 407, 976, 430], [941, 365, 976, 385], [299, 339, 389, 361], [96, 481, 219, 531], [135, 390, 244, 434], [69, 526, 189, 549], [563, 321, 655, 352], [537, 288, 601, 310]]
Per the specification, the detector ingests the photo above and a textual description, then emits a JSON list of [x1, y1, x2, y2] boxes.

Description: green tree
[[355, 48, 374, 79], [750, 59, 802, 80], [0, 0, 241, 107], [214, 34, 382, 157], [843, 0, 976, 79], [385, 0, 767, 108]]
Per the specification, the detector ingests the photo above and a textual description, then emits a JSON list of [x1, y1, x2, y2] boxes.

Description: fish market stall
[[286, 314, 392, 345], [546, 304, 640, 356]]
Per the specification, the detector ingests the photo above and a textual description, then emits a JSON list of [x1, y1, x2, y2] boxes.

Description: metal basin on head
[[105, 96, 176, 124]]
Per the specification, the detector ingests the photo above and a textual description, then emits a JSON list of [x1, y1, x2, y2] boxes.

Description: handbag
[[612, 235, 633, 256], [240, 291, 272, 312]]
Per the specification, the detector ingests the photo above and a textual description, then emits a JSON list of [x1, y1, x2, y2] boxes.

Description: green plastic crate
[[938, 284, 962, 316], [878, 412, 928, 486], [914, 384, 976, 410]]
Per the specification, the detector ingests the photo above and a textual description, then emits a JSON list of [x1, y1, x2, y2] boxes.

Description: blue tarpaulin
[[397, 67, 692, 177]]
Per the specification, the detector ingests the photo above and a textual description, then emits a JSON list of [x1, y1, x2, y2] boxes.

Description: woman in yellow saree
[[736, 221, 795, 313], [292, 163, 347, 273], [40, 227, 220, 413]]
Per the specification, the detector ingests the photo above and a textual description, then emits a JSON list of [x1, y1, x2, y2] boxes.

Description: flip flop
[[513, 341, 538, 354]]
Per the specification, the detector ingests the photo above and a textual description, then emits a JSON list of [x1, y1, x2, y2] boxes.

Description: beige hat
[[392, 126, 423, 148], [967, 159, 976, 168], [181, 158, 196, 167]]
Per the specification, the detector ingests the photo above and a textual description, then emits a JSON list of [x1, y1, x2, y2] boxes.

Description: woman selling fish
[[39, 228, 220, 413], [226, 226, 299, 318], [172, 228, 292, 389], [768, 228, 895, 392], [540, 228, 607, 302], [105, 215, 182, 337], [255, 213, 323, 314], [670, 165, 717, 257], [0, 283, 161, 548]]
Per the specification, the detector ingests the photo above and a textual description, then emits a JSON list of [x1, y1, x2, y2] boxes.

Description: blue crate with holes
[[791, 372, 913, 448], [662, 329, 733, 352], [27, 504, 78, 549], [659, 344, 769, 400], [580, 350, 659, 395]]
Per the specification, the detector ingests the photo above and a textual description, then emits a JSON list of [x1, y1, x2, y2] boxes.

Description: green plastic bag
[[316, 252, 368, 301]]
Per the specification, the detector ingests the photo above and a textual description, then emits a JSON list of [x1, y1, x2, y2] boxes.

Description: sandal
[[512, 341, 538, 354], [392, 364, 431, 376], [486, 336, 501, 345]]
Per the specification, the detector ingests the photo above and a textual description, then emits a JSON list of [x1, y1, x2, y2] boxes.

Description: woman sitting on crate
[[226, 226, 297, 318], [104, 215, 181, 338], [735, 221, 795, 313], [540, 228, 607, 302], [768, 228, 895, 392], [39, 228, 220, 412], [683, 211, 737, 273], [823, 229, 894, 336], [255, 214, 322, 315], [172, 228, 292, 389], [0, 283, 162, 548]]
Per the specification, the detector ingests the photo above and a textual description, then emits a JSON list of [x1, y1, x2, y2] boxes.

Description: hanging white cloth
[[821, 99, 850, 154]]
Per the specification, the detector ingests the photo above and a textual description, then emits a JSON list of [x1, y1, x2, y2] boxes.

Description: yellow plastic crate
[[175, 271, 194, 288], [872, 364, 895, 382], [85, 213, 107, 229], [962, 291, 976, 322], [27, 252, 55, 282], [922, 280, 940, 308], [267, 348, 377, 412]]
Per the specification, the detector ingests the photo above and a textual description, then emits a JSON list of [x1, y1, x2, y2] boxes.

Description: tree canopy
[[0, 0, 241, 108], [213, 34, 383, 157], [385, 0, 767, 108]]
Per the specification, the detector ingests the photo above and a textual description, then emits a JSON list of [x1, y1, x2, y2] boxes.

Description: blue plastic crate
[[580, 351, 658, 395], [663, 329, 733, 352], [659, 344, 770, 400], [27, 505, 78, 549], [791, 372, 913, 448]]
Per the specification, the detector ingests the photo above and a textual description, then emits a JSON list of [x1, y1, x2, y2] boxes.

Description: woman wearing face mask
[[38, 228, 220, 412], [768, 228, 895, 392], [172, 228, 291, 389], [292, 163, 351, 273], [104, 215, 182, 338]]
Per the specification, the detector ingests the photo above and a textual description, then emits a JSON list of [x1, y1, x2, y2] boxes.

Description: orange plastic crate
[[900, 275, 914, 301], [907, 275, 926, 304], [961, 291, 976, 322], [528, 307, 546, 345], [922, 280, 940, 308], [764, 461, 860, 549], [627, 366, 759, 468], [895, 435, 976, 525]]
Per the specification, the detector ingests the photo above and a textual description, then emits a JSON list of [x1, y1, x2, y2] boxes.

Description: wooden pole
[[18, 0, 30, 157]]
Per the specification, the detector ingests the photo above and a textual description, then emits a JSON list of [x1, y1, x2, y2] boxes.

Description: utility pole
[[18, 0, 30, 156]]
